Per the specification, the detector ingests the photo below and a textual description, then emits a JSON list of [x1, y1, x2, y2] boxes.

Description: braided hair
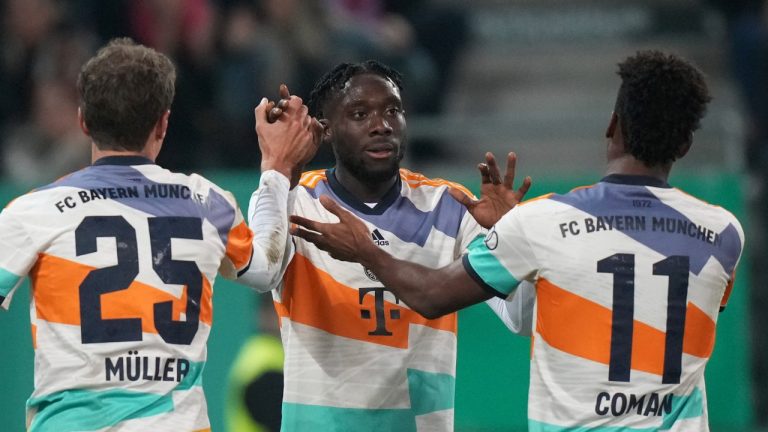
[[614, 50, 711, 166], [307, 60, 403, 118]]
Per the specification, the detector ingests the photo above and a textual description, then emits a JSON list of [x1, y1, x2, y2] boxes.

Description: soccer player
[[249, 60, 498, 431], [0, 38, 320, 431], [291, 50, 745, 430]]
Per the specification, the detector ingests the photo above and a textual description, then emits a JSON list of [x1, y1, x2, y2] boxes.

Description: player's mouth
[[365, 142, 396, 159]]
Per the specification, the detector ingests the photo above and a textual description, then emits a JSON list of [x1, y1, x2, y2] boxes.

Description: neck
[[604, 154, 671, 182], [333, 166, 398, 203], [91, 144, 157, 164]]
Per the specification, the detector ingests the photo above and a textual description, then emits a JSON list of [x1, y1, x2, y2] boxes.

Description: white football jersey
[[275, 168, 482, 432], [463, 174, 744, 431], [0, 156, 256, 432]]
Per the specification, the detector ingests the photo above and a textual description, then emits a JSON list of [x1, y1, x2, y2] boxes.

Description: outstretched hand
[[290, 195, 378, 263], [255, 84, 323, 188], [449, 152, 531, 229]]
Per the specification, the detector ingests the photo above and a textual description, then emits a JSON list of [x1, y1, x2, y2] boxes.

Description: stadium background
[[0, 0, 762, 430]]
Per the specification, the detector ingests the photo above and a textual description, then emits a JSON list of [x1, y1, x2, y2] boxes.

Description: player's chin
[[363, 160, 400, 182]]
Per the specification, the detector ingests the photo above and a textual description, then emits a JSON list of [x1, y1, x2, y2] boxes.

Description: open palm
[[449, 152, 531, 229]]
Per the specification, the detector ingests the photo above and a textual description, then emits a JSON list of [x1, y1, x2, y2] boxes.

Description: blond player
[[0, 38, 320, 431]]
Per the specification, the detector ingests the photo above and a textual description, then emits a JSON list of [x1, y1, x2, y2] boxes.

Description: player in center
[[248, 60, 530, 431]]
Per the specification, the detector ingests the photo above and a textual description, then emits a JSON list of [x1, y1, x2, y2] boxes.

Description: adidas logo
[[371, 229, 390, 246]]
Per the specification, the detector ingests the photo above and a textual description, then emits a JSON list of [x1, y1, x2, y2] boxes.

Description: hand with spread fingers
[[448, 151, 532, 229], [254, 84, 323, 188], [290, 195, 379, 264]]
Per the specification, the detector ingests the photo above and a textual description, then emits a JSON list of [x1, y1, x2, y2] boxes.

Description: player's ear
[[320, 119, 332, 142], [155, 110, 171, 140], [78, 107, 90, 136]]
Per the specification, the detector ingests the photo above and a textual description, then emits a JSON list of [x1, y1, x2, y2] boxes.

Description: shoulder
[[297, 169, 328, 190], [399, 168, 475, 198]]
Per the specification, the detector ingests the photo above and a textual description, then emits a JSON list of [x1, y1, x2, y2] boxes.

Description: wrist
[[261, 160, 293, 181], [359, 243, 390, 271]]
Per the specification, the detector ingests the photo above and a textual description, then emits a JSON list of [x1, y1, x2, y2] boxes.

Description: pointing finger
[[318, 195, 349, 221], [290, 215, 324, 233], [448, 187, 475, 209]]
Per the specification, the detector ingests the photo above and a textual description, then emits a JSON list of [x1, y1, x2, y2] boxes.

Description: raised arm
[[236, 85, 322, 291], [448, 152, 531, 229], [290, 195, 494, 318]]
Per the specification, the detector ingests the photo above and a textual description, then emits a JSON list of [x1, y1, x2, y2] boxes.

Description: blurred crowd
[[0, 0, 470, 185]]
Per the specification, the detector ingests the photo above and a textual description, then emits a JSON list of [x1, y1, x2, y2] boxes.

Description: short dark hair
[[307, 60, 403, 118], [77, 37, 176, 151], [615, 50, 711, 166]]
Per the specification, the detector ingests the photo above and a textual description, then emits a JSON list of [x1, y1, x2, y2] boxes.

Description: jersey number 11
[[598, 253, 689, 384]]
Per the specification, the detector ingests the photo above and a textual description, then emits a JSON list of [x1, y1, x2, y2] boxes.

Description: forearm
[[359, 248, 492, 319], [238, 170, 293, 291]]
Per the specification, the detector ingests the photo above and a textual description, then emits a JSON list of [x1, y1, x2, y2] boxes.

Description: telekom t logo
[[359, 287, 400, 336]]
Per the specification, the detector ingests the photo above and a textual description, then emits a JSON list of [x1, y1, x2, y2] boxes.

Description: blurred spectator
[[212, 1, 287, 168], [128, 0, 221, 171], [2, 79, 90, 185], [0, 0, 95, 184], [383, 0, 470, 116], [0, 0, 61, 153], [0, 0, 470, 176], [323, 0, 438, 115], [385, 0, 470, 163], [225, 294, 284, 432]]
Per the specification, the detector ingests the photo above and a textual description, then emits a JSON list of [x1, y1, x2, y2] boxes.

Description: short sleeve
[[0, 205, 39, 309], [462, 206, 538, 298]]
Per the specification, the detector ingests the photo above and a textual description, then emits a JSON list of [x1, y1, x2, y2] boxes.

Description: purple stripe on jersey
[[550, 183, 742, 275], [40, 165, 235, 245], [305, 181, 466, 246]]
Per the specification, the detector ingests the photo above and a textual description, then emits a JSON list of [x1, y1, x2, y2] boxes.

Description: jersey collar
[[600, 174, 671, 188], [93, 155, 155, 166], [325, 168, 402, 215]]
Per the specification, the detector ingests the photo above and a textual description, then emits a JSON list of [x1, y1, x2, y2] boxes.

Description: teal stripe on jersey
[[465, 235, 519, 296], [659, 387, 704, 429], [528, 388, 704, 432], [0, 267, 21, 295], [28, 388, 174, 431], [407, 368, 455, 415], [281, 369, 454, 431], [282, 403, 418, 432], [27, 361, 205, 431]]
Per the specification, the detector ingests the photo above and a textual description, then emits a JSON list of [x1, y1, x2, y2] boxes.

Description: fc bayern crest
[[364, 267, 379, 281], [484, 228, 499, 250]]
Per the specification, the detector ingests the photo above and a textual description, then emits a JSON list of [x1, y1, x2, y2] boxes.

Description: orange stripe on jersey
[[279, 253, 456, 349], [299, 169, 327, 189], [683, 302, 716, 358], [30, 254, 213, 332], [399, 169, 474, 197], [536, 278, 716, 376], [518, 193, 554, 207], [569, 184, 596, 193], [225, 221, 253, 271]]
